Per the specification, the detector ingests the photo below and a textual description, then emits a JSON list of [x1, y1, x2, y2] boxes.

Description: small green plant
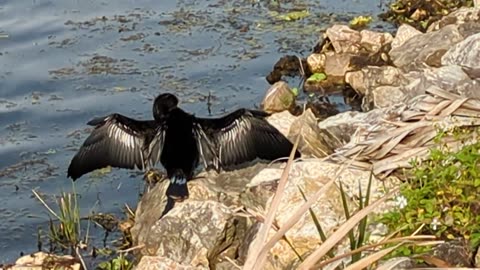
[[97, 253, 134, 270], [381, 132, 480, 258], [349, 16, 373, 29], [298, 171, 373, 264], [33, 185, 82, 254], [306, 73, 327, 83]]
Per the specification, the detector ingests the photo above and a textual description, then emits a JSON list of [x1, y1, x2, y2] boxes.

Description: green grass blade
[[282, 235, 304, 262], [353, 171, 374, 262], [298, 186, 327, 241], [339, 182, 356, 252], [298, 186, 335, 258]]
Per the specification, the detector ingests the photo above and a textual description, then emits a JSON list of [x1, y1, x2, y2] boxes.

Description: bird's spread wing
[[67, 113, 165, 180], [193, 109, 299, 171]]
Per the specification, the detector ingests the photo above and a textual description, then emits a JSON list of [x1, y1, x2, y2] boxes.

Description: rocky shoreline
[[5, 5, 480, 270], [131, 6, 480, 270]]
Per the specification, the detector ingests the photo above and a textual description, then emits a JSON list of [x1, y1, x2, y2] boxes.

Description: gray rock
[[131, 180, 170, 251], [319, 106, 403, 140], [359, 29, 393, 53], [261, 81, 296, 113], [372, 85, 408, 108], [288, 109, 345, 157], [389, 25, 463, 71], [345, 66, 407, 96], [456, 79, 480, 99], [144, 201, 233, 267], [391, 24, 422, 49], [306, 53, 326, 73], [433, 238, 472, 267], [266, 110, 297, 138], [442, 33, 480, 78], [423, 65, 471, 90], [326, 25, 361, 54], [136, 256, 198, 270], [11, 252, 80, 270], [324, 52, 353, 77], [243, 160, 399, 269], [428, 7, 480, 33]]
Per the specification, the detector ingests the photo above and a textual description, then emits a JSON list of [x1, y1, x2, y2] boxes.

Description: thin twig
[[224, 256, 242, 269], [75, 245, 88, 270], [297, 187, 400, 269], [315, 235, 439, 269], [118, 244, 145, 253], [32, 190, 61, 220], [243, 130, 301, 269]]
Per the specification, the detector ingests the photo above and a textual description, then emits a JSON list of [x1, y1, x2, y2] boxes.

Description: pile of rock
[[131, 7, 480, 270]]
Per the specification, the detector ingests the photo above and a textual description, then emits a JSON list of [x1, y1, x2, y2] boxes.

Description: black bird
[[67, 93, 300, 200]]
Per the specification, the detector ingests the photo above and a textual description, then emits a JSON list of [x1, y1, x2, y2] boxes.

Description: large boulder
[[442, 32, 480, 78], [391, 24, 422, 50], [136, 200, 235, 268], [389, 24, 463, 71], [428, 7, 480, 33], [240, 160, 399, 269]]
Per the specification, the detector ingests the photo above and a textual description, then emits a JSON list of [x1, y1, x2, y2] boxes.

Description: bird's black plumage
[[67, 93, 300, 200]]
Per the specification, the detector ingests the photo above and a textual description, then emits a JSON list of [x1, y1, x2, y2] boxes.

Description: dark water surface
[[0, 0, 391, 263]]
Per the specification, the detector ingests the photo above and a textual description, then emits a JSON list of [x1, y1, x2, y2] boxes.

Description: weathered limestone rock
[[346, 63, 477, 110], [143, 201, 233, 267], [391, 24, 422, 49], [372, 85, 408, 108], [423, 65, 472, 90], [428, 7, 480, 32], [136, 256, 197, 270], [346, 66, 407, 96], [266, 110, 297, 138], [306, 53, 326, 73], [323, 52, 353, 77], [457, 79, 480, 99], [389, 25, 463, 71], [242, 160, 399, 269], [131, 180, 170, 250], [442, 33, 480, 78], [288, 109, 344, 157], [319, 107, 402, 143], [261, 81, 296, 113], [326, 25, 361, 54], [10, 252, 80, 270], [360, 29, 393, 53]]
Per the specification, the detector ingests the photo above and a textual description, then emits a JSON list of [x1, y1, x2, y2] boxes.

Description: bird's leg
[[143, 168, 166, 192]]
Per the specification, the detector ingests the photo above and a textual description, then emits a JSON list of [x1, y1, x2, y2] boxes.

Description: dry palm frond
[[330, 86, 480, 178]]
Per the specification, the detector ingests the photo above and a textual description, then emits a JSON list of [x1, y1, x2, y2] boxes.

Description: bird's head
[[153, 93, 179, 122]]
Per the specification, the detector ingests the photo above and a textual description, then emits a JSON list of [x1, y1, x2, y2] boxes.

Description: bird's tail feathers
[[166, 170, 189, 201]]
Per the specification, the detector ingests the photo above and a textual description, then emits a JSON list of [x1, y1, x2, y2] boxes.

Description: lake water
[[0, 0, 392, 264]]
